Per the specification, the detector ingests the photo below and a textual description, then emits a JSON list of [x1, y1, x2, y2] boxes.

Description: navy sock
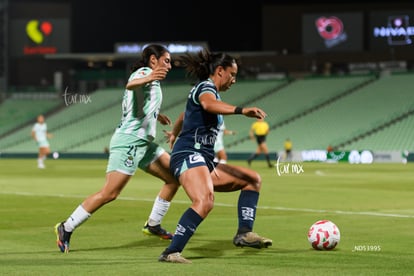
[[164, 208, 203, 254], [237, 190, 259, 234], [248, 153, 258, 162]]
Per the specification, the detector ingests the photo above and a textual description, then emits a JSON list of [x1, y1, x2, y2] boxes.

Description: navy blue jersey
[[172, 79, 224, 161]]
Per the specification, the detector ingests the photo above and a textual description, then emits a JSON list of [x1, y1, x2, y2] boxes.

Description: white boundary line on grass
[[3, 191, 414, 219]]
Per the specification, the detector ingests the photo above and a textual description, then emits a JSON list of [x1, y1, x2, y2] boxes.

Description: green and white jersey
[[115, 67, 162, 141], [32, 122, 47, 142]]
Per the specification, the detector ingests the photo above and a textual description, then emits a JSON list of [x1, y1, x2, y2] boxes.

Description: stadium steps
[[0, 89, 121, 152], [346, 113, 414, 151], [3, 83, 195, 153], [332, 71, 414, 151], [335, 108, 414, 150], [3, 73, 412, 154], [225, 74, 378, 150], [259, 72, 414, 151], [0, 97, 63, 138]]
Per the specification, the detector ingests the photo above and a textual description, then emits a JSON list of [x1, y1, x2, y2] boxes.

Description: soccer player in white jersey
[[31, 114, 52, 169], [54, 44, 177, 253]]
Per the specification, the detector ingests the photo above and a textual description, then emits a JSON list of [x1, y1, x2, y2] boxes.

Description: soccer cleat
[[142, 221, 173, 240], [233, 232, 273, 249], [55, 222, 72, 253], [158, 252, 192, 264]]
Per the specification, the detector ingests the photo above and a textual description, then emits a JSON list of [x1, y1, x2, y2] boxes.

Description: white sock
[[148, 196, 170, 226], [64, 204, 91, 232], [219, 159, 227, 164], [37, 158, 43, 165]]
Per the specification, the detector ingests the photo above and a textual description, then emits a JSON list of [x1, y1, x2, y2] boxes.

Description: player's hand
[[151, 67, 169, 81], [157, 113, 171, 125], [242, 107, 267, 119], [163, 130, 177, 149]]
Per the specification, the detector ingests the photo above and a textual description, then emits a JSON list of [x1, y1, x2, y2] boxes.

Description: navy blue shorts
[[170, 151, 216, 179]]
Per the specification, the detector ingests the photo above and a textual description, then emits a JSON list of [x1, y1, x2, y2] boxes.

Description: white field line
[[3, 191, 414, 219]]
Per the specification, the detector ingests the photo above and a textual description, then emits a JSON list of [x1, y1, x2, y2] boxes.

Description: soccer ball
[[307, 220, 340, 250]]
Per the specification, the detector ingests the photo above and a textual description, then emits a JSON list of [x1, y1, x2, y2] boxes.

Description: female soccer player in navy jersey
[[158, 50, 271, 263]]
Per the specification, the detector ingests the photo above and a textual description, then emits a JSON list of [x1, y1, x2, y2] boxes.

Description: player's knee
[[250, 172, 262, 191], [192, 196, 214, 217], [99, 191, 120, 203]]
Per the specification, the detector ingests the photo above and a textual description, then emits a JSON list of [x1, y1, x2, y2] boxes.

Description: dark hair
[[179, 49, 237, 81], [130, 44, 169, 72]]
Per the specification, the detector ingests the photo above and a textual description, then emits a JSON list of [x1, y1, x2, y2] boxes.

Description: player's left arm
[[199, 92, 266, 119]]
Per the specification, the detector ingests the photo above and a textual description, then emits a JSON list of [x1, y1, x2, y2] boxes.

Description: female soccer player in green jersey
[[54, 44, 177, 253]]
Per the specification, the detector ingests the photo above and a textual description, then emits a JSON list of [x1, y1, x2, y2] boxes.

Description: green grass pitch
[[1, 158, 413, 275]]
